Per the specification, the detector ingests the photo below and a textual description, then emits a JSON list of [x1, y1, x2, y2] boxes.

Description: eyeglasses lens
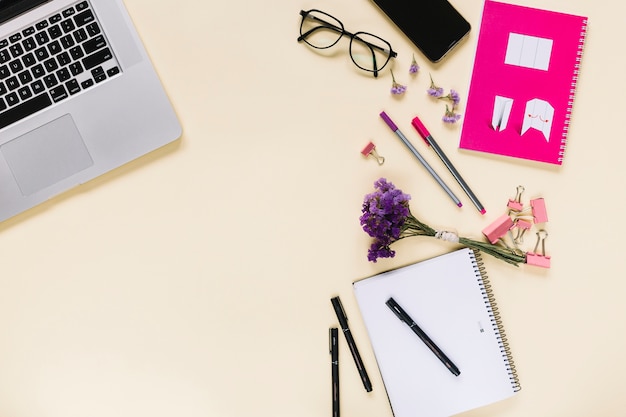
[[300, 10, 343, 49], [350, 33, 392, 73]]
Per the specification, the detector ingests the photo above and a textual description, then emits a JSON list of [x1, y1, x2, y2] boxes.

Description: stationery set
[[325, 1, 588, 416]]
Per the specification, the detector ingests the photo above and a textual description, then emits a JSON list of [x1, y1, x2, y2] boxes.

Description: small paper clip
[[482, 213, 514, 244], [507, 185, 525, 212], [531, 198, 548, 224], [361, 141, 385, 165], [526, 229, 551, 268], [512, 219, 532, 244]]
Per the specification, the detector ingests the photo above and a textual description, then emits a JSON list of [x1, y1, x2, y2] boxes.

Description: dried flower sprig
[[409, 54, 420, 75], [444, 89, 461, 106], [390, 70, 407, 95], [427, 74, 444, 97], [443, 104, 462, 123], [360, 178, 527, 266], [427, 74, 462, 124]]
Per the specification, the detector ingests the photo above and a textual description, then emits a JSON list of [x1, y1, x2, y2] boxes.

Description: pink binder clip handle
[[531, 198, 548, 223], [482, 213, 514, 244], [526, 230, 551, 268]]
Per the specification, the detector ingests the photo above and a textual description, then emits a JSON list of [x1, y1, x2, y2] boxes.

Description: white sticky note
[[505, 33, 553, 71], [492, 96, 514, 131], [521, 99, 554, 141]]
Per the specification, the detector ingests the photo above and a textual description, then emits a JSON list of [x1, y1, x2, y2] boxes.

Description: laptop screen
[[0, 0, 49, 24]]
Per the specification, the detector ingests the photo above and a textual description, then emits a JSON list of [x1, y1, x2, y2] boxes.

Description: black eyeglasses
[[297, 9, 397, 78]]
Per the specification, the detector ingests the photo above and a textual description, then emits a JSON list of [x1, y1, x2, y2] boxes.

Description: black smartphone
[[371, 0, 471, 62]]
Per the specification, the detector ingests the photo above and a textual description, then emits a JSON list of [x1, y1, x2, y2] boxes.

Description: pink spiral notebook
[[459, 0, 588, 165]]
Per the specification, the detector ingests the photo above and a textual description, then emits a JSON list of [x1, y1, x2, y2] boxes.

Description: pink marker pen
[[412, 115, 486, 215]]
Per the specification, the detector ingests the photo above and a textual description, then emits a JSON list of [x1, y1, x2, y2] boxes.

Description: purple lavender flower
[[426, 73, 444, 97], [390, 70, 407, 95], [391, 84, 407, 95], [442, 105, 462, 124], [359, 178, 411, 262], [409, 54, 420, 75], [442, 113, 461, 123], [427, 86, 444, 97], [448, 89, 461, 106]]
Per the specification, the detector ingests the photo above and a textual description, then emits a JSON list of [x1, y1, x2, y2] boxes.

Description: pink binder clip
[[512, 219, 532, 244], [507, 185, 524, 212], [531, 198, 548, 223], [526, 230, 551, 268], [482, 213, 514, 244], [361, 141, 385, 165]]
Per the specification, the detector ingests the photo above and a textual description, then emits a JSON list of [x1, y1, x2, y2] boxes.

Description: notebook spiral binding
[[470, 249, 522, 392], [560, 17, 589, 163]]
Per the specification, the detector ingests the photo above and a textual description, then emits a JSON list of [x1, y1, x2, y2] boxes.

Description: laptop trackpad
[[1, 114, 94, 196]]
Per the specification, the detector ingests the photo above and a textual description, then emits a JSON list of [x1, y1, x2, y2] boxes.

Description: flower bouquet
[[359, 178, 527, 266]]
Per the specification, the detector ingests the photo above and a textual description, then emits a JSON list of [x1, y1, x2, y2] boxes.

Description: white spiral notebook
[[353, 248, 520, 417]]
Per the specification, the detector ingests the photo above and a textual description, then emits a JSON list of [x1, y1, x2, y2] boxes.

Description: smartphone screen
[[371, 0, 471, 62]]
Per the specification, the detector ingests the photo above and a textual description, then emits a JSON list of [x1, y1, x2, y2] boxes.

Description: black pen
[[385, 297, 461, 377], [330, 296, 373, 392], [329, 328, 340, 417]]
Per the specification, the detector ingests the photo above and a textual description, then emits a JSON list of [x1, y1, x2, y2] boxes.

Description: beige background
[[0, 0, 621, 416]]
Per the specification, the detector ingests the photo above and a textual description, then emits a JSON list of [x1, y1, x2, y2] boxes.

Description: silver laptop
[[0, 0, 181, 222]]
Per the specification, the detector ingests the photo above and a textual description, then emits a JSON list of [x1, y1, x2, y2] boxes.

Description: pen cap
[[330, 296, 349, 328], [411, 116, 431, 144], [385, 297, 409, 324], [379, 111, 398, 131]]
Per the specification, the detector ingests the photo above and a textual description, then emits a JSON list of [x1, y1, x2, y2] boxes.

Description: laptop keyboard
[[0, 0, 121, 130]]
